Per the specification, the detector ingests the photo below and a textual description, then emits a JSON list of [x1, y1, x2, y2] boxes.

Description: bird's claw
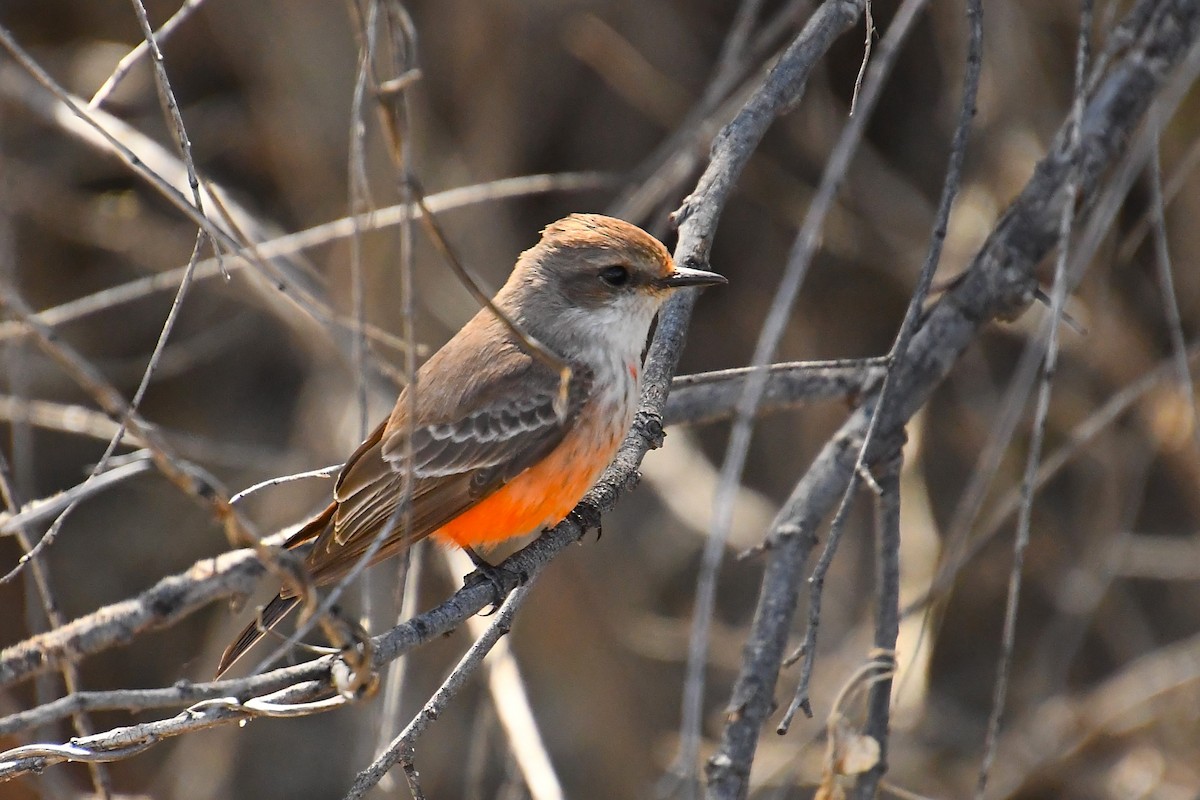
[[463, 547, 522, 614]]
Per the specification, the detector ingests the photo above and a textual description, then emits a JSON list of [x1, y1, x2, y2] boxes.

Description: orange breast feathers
[[432, 401, 629, 549]]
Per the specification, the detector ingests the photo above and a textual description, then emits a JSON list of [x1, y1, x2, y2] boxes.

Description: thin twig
[[974, 3, 1092, 796], [850, 451, 902, 799], [0, 396, 282, 469], [0, 171, 608, 348], [248, 0, 428, 680], [665, 359, 885, 428], [848, 0, 874, 115], [448, 549, 565, 800], [372, 545, 420, 795], [347, 0, 377, 442], [903, 343, 1200, 618], [0, 459, 153, 532], [1148, 132, 1200, 457], [0, 453, 113, 797], [90, 0, 209, 108], [343, 584, 532, 800]]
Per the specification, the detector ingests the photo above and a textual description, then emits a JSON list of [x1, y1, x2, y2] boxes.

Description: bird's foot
[[463, 547, 523, 615]]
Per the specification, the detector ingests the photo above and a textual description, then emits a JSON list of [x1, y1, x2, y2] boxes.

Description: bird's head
[[501, 214, 726, 359]]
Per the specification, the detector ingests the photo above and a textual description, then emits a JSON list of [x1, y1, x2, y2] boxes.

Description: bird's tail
[[215, 593, 300, 678], [215, 502, 336, 677]]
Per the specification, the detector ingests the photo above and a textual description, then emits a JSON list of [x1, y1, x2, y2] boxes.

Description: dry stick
[[345, 0, 382, 763], [706, 3, 1200, 797], [903, 344, 1200, 620], [848, 0, 874, 115], [0, 460, 153, 532], [129, 0, 211, 231], [1148, 139, 1200, 457], [445, 548, 565, 800], [362, 13, 559, 794], [359, 3, 423, 786], [247, 0, 429, 680], [0, 171, 607, 348], [344, 584, 533, 800], [786, 0, 982, 731], [347, 0, 378, 442], [665, 359, 885, 427], [974, 2, 1091, 795], [90, 0, 209, 108], [0, 633, 324, 738], [0, 290, 258, 580], [373, 545, 420, 795], [0, 452, 112, 798], [0, 397, 280, 469], [0, 32, 395, 369], [0, 675, 354, 779], [850, 451, 902, 800]]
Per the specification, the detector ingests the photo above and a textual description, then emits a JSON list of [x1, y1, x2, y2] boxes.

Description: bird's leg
[[462, 546, 518, 615]]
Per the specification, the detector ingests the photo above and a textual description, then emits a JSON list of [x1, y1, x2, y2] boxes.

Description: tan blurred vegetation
[[2, 0, 1200, 798]]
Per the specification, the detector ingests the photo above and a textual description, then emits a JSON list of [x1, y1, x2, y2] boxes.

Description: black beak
[[659, 264, 728, 289]]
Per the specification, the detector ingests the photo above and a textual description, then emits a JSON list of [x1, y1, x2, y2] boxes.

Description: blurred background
[[2, 0, 1200, 798]]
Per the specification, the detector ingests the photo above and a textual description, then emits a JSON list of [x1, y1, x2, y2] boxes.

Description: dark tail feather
[[216, 503, 336, 677], [215, 594, 300, 678]]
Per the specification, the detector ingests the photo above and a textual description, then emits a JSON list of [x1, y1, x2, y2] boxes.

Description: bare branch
[[851, 451, 902, 800]]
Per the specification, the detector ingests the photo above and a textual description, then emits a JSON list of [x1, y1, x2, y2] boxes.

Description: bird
[[216, 213, 726, 676]]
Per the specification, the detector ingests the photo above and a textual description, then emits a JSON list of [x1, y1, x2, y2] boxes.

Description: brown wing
[[301, 310, 592, 587]]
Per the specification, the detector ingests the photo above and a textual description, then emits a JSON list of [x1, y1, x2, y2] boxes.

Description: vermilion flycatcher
[[217, 213, 726, 675]]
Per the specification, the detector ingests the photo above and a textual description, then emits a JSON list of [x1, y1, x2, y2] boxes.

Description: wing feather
[[299, 311, 593, 587]]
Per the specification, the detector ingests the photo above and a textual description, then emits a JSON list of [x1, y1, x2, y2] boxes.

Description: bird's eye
[[599, 265, 631, 287]]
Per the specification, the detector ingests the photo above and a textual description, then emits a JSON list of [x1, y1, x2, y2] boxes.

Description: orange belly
[[432, 414, 624, 549]]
